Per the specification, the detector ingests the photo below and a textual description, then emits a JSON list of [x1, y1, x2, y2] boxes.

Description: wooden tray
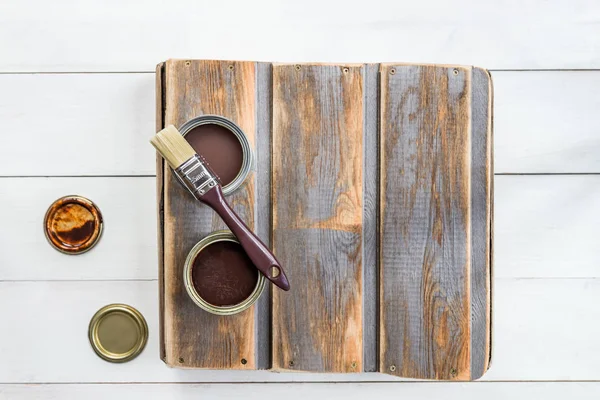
[[155, 60, 492, 380]]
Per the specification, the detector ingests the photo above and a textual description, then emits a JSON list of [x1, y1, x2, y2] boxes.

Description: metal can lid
[[88, 304, 148, 363], [44, 195, 103, 254]]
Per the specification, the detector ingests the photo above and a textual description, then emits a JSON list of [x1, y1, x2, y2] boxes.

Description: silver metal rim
[[179, 115, 253, 196], [183, 230, 265, 316]]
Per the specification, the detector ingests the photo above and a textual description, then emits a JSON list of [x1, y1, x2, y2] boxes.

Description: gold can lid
[[44, 195, 103, 254], [88, 304, 148, 363]]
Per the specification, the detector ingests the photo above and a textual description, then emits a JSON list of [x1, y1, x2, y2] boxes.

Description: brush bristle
[[150, 125, 196, 169]]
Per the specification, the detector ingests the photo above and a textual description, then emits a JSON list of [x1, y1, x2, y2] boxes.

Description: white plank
[[495, 175, 600, 278], [0, 278, 598, 382], [0, 0, 598, 71], [0, 74, 155, 176], [1, 382, 599, 400], [2, 175, 598, 281], [485, 278, 600, 381], [2, 71, 599, 176], [0, 177, 156, 280], [0, 280, 389, 383], [494, 71, 600, 173]]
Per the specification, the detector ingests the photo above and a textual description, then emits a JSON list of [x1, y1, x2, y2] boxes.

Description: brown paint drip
[[184, 124, 244, 187], [191, 240, 258, 306], [44, 196, 102, 253], [52, 204, 96, 244]]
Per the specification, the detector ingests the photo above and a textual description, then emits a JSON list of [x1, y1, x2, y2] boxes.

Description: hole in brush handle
[[270, 266, 281, 278]]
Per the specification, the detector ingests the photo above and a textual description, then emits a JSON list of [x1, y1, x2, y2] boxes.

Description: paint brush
[[151, 125, 290, 291]]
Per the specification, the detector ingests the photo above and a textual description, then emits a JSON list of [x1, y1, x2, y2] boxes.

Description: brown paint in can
[[191, 240, 258, 307], [184, 123, 244, 188], [184, 231, 265, 315]]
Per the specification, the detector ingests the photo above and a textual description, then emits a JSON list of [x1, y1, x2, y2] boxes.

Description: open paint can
[[179, 115, 252, 196], [184, 230, 265, 315]]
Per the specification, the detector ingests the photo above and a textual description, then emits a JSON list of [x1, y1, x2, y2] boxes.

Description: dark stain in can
[[191, 240, 258, 306]]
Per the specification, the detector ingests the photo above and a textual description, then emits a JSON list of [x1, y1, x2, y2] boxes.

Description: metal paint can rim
[[88, 303, 148, 363], [183, 230, 265, 316], [43, 195, 104, 255], [179, 115, 253, 196]]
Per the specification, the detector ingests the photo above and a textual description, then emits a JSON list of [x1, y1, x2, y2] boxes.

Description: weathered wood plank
[[470, 67, 493, 379], [379, 64, 474, 380], [271, 64, 364, 372], [162, 59, 258, 369]]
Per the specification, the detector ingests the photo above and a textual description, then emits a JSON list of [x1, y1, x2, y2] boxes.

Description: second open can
[[183, 230, 265, 316]]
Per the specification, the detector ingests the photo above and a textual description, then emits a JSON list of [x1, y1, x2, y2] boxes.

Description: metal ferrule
[[174, 154, 218, 200]]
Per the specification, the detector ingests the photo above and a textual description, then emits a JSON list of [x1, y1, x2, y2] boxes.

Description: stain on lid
[[44, 195, 103, 254], [88, 304, 148, 363]]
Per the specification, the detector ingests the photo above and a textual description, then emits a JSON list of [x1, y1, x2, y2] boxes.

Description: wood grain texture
[[470, 67, 493, 379], [161, 59, 258, 369], [379, 64, 486, 380], [272, 64, 364, 372]]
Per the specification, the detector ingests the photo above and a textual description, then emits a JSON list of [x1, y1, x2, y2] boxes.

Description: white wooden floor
[[1, 1, 599, 398]]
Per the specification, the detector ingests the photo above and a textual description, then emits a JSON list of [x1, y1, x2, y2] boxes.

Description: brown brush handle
[[200, 185, 290, 291]]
